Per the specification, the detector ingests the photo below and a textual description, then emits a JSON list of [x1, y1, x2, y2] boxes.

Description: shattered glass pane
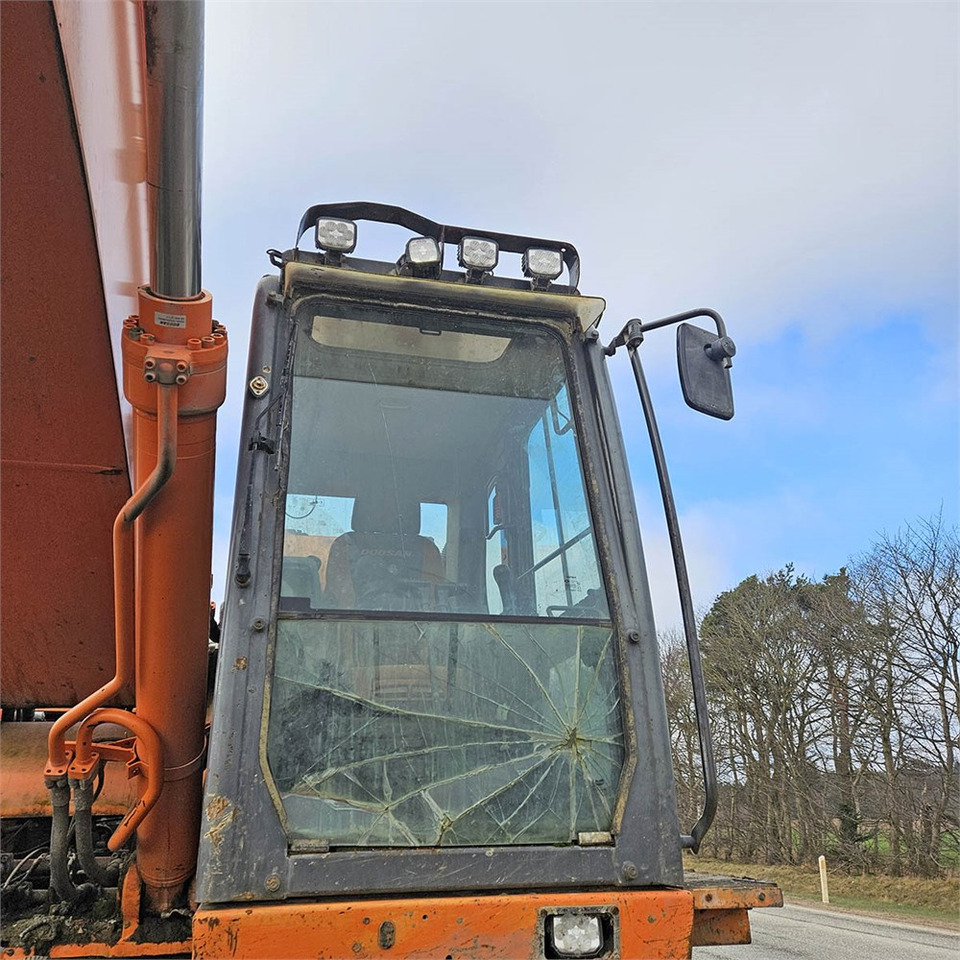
[[267, 619, 624, 847]]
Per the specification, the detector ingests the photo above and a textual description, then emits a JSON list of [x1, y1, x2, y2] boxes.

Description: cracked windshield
[[268, 306, 624, 847]]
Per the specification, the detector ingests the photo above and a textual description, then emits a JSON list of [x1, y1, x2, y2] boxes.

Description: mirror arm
[[621, 340, 719, 853], [604, 307, 728, 356]]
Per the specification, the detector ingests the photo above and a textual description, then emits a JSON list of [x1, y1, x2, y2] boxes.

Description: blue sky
[[201, 1, 957, 629]]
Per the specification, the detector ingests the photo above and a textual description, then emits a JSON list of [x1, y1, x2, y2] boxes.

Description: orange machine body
[[3, 0, 226, 923], [194, 890, 697, 960], [192, 883, 779, 959], [0, 0, 137, 711]]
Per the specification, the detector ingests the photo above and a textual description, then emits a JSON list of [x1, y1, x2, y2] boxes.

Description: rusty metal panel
[[0, 1, 133, 707], [685, 874, 783, 910], [691, 908, 752, 947]]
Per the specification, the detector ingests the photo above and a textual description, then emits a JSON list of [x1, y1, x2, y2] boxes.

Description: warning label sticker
[[155, 311, 187, 329]]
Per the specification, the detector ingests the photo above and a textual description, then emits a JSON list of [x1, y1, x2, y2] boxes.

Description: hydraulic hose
[[47, 779, 93, 903], [73, 776, 118, 887]]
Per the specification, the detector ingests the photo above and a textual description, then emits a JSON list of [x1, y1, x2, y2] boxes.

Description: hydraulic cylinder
[[121, 286, 226, 909]]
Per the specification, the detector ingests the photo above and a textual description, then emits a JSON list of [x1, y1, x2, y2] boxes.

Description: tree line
[[662, 515, 959, 877]]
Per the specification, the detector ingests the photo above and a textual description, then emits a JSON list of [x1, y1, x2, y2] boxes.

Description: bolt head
[[264, 873, 281, 892]]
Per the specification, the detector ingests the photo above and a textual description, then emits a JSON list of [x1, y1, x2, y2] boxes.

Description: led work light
[[398, 236, 442, 278], [458, 236, 498, 281], [523, 247, 563, 286], [315, 218, 357, 263], [546, 913, 604, 958]]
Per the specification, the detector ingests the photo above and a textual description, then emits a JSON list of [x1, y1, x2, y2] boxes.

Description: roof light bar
[[458, 236, 498, 283]]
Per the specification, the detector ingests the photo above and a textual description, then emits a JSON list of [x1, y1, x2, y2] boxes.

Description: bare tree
[[664, 522, 959, 877], [851, 516, 959, 876]]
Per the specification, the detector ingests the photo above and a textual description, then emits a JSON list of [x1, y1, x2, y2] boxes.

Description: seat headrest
[[351, 492, 421, 535]]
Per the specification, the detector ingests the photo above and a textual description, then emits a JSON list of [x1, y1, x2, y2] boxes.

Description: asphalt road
[[695, 903, 959, 960]]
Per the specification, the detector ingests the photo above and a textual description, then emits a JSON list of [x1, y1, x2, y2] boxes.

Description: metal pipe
[[72, 708, 166, 853], [604, 308, 728, 357], [143, 0, 204, 299], [46, 384, 179, 774], [117, 290, 226, 913]]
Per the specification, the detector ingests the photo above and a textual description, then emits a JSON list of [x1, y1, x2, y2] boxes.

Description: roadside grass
[[685, 855, 960, 929]]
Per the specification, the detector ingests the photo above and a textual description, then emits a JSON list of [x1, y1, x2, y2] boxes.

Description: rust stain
[[204, 794, 235, 854], [206, 794, 231, 821], [691, 907, 751, 947]]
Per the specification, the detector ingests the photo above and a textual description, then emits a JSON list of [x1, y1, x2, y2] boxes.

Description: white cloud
[[201, 1, 958, 611], [204, 1, 957, 342]]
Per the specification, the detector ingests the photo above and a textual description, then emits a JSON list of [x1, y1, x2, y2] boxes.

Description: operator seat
[[324, 492, 444, 611]]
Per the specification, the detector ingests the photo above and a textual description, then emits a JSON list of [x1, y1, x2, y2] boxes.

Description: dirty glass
[[268, 306, 624, 847], [525, 386, 608, 618], [268, 619, 623, 846], [280, 310, 610, 618]]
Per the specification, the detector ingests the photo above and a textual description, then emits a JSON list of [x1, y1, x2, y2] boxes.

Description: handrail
[[516, 527, 592, 580]]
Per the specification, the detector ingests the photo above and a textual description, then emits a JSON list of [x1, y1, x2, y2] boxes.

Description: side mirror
[[677, 323, 736, 420]]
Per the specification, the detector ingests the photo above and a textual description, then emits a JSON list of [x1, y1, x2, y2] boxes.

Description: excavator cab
[[194, 204, 775, 958]]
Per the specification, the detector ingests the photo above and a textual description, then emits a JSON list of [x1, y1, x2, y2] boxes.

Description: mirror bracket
[[604, 306, 729, 356]]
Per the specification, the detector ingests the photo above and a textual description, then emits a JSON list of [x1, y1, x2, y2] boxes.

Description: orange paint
[[0, 0, 134, 711], [0, 721, 137, 818], [122, 287, 227, 910], [194, 890, 697, 959], [68, 708, 165, 851], [688, 881, 781, 911]]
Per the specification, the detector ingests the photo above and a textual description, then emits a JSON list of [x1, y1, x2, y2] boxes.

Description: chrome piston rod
[[143, 0, 204, 300]]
